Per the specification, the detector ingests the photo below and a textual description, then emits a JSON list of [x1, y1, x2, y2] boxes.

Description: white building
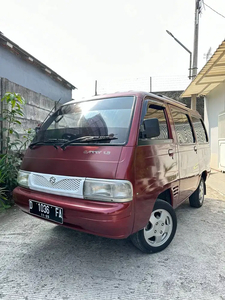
[[182, 40, 225, 171]]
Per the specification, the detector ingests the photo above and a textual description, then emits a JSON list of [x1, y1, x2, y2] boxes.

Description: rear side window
[[144, 104, 169, 140], [192, 117, 208, 143], [171, 109, 194, 144]]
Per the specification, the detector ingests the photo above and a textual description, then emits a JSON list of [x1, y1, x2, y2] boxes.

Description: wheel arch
[[201, 170, 207, 181], [157, 188, 173, 206], [130, 199, 177, 253], [201, 171, 207, 195]]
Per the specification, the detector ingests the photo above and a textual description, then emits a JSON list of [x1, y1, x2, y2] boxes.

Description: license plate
[[29, 200, 63, 224]]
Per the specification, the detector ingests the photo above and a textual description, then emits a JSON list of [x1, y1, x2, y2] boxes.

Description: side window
[[192, 117, 208, 143], [143, 104, 169, 140], [171, 109, 195, 144]]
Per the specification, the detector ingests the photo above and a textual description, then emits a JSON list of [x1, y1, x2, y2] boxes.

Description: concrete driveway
[[0, 189, 225, 300], [206, 170, 225, 200]]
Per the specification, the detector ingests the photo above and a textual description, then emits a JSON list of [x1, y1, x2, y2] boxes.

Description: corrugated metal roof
[[182, 40, 225, 97], [0, 32, 76, 90]]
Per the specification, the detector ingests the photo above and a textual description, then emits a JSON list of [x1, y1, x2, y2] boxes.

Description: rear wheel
[[130, 199, 177, 253], [189, 177, 205, 208]]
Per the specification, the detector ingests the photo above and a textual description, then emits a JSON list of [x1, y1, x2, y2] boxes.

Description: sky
[[1, 0, 225, 98]]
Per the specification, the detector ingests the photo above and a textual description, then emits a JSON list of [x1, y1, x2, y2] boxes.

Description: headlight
[[84, 178, 133, 202], [17, 170, 30, 188]]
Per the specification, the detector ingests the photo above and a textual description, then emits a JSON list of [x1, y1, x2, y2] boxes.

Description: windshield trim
[[61, 94, 136, 108]]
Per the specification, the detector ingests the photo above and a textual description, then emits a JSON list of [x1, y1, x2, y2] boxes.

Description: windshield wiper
[[60, 135, 118, 150], [29, 139, 67, 150]]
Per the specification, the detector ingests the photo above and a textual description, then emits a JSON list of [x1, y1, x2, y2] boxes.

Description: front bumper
[[13, 187, 134, 239]]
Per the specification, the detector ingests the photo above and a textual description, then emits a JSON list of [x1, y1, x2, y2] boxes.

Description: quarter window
[[171, 109, 194, 144], [192, 117, 208, 143]]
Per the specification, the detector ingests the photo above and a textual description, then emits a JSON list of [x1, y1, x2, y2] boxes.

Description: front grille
[[32, 174, 81, 191], [29, 172, 84, 198]]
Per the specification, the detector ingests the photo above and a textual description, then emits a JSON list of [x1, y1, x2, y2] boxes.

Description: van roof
[[66, 91, 202, 118]]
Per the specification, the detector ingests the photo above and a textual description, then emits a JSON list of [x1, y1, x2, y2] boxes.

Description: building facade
[[204, 82, 225, 170], [182, 40, 225, 170], [0, 32, 75, 103]]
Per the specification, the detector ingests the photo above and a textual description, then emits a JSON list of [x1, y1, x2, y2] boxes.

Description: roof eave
[[0, 33, 76, 90], [181, 40, 225, 98]]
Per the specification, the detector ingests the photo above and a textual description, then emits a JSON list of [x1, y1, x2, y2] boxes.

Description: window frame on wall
[[170, 107, 196, 145], [191, 116, 209, 144], [138, 100, 172, 145]]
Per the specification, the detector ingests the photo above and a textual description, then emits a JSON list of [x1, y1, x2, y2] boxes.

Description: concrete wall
[[205, 82, 225, 170], [0, 46, 72, 103], [0, 78, 61, 152]]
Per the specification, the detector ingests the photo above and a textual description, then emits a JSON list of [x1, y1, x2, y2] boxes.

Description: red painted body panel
[[21, 145, 123, 178], [15, 144, 137, 238], [133, 141, 179, 233], [13, 91, 211, 239], [14, 187, 133, 238]]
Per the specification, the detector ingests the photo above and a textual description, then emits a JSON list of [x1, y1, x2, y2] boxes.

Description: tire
[[130, 199, 177, 253], [189, 177, 205, 208]]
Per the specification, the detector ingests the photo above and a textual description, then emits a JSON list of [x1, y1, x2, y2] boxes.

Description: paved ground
[[0, 176, 225, 300], [206, 170, 225, 201]]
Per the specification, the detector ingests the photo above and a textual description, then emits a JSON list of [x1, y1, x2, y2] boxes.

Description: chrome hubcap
[[144, 209, 173, 247]]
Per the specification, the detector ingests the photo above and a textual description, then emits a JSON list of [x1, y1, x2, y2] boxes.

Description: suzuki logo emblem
[[49, 176, 56, 184]]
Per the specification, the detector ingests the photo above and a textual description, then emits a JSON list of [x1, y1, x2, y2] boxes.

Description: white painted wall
[[205, 82, 225, 169]]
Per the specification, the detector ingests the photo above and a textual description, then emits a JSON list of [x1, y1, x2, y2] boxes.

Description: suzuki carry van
[[13, 91, 210, 253]]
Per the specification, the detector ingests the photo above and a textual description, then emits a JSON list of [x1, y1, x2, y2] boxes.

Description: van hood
[[21, 145, 123, 179]]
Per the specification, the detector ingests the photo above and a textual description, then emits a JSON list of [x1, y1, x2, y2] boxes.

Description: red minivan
[[13, 91, 210, 253]]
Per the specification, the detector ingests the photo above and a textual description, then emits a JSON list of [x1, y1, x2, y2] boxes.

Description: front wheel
[[189, 177, 205, 208], [130, 199, 177, 253]]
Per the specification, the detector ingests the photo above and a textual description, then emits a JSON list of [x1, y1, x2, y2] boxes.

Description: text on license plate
[[29, 200, 63, 224]]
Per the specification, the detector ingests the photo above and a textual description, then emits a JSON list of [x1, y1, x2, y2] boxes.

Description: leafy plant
[[1, 92, 25, 154], [0, 92, 33, 207], [0, 172, 8, 209], [0, 153, 20, 192], [0, 188, 10, 209]]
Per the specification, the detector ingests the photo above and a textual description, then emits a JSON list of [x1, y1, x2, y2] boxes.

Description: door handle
[[168, 149, 174, 157], [194, 146, 197, 152]]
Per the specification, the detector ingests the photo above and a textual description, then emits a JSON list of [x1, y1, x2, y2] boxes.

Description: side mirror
[[142, 118, 160, 138], [35, 123, 42, 134]]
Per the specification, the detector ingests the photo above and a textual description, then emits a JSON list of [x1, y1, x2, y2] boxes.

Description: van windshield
[[32, 96, 135, 146]]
